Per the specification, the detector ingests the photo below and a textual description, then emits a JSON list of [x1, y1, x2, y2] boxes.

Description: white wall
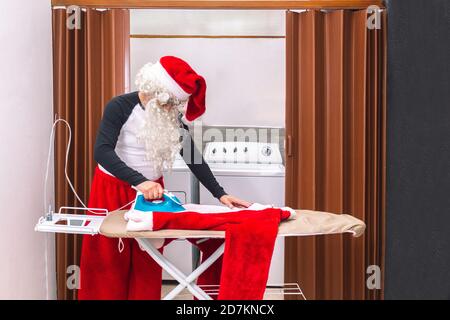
[[130, 10, 286, 127], [131, 9, 285, 36], [0, 0, 55, 299]]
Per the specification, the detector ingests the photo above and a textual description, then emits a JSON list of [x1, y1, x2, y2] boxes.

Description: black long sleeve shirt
[[93, 92, 227, 199]]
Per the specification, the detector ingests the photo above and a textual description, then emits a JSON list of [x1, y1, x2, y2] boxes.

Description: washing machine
[[199, 141, 286, 286], [161, 154, 193, 280]]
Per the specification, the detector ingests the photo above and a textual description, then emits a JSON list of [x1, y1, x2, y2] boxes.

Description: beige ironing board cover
[[99, 210, 366, 239]]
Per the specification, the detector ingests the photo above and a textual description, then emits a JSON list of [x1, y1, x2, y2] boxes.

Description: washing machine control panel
[[204, 142, 283, 165]]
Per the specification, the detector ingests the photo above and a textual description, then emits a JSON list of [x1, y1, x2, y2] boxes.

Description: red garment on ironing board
[[78, 166, 223, 300], [151, 208, 291, 300]]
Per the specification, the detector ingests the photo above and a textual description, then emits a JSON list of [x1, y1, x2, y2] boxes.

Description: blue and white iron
[[132, 190, 185, 213]]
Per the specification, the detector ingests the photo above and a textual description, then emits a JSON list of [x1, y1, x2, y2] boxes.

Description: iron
[[132, 191, 185, 213]]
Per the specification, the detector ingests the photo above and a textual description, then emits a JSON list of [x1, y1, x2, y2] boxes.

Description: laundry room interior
[[129, 9, 288, 289], [44, 1, 388, 301]]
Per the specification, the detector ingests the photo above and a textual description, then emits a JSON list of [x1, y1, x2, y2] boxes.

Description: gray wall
[[0, 0, 55, 299], [130, 10, 286, 127], [385, 0, 450, 299]]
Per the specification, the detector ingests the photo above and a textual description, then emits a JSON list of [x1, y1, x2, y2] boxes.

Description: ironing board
[[36, 208, 365, 300], [98, 209, 365, 300]]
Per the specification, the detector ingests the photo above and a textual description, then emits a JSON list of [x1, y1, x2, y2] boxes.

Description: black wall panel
[[386, 0, 450, 299]]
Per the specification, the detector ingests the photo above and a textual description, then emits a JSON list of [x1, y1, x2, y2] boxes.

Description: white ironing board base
[[136, 239, 305, 300], [136, 238, 225, 300]]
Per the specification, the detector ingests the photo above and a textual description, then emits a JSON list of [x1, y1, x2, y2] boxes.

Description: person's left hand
[[219, 195, 252, 209]]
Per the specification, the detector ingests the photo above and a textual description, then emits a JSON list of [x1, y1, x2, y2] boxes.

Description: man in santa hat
[[78, 56, 250, 300]]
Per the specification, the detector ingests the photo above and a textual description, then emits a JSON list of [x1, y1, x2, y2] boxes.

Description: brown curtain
[[52, 7, 130, 300], [285, 9, 386, 300]]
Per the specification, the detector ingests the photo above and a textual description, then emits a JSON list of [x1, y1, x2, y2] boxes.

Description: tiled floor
[[161, 284, 286, 300]]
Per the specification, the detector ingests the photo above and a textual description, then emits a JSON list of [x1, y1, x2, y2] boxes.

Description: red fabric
[[152, 208, 291, 300], [78, 166, 222, 300], [78, 167, 163, 300], [160, 56, 206, 121]]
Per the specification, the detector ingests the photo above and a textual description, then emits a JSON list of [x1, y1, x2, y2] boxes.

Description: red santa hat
[[152, 56, 206, 121]]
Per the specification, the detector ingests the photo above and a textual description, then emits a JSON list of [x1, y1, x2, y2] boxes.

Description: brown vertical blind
[[285, 9, 386, 300], [52, 8, 130, 300]]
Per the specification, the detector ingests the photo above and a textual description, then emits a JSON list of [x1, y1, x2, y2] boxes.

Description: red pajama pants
[[78, 166, 223, 300]]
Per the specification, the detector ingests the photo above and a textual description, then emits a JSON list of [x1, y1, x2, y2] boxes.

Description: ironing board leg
[[165, 242, 225, 300], [135, 238, 208, 300], [135, 238, 224, 300]]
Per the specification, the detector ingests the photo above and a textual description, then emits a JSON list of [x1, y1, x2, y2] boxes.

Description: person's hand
[[136, 181, 164, 200], [219, 195, 252, 209]]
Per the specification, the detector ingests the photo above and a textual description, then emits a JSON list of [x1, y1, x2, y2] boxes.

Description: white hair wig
[[135, 62, 187, 175]]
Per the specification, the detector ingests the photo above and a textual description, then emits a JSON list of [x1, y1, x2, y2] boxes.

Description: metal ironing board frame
[[137, 238, 307, 300], [135, 237, 306, 300], [136, 238, 226, 300]]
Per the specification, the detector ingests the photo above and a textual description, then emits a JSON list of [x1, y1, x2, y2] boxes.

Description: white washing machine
[[161, 155, 193, 280], [199, 141, 286, 286]]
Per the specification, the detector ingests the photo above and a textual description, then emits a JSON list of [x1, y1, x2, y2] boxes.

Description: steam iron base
[[132, 191, 185, 213]]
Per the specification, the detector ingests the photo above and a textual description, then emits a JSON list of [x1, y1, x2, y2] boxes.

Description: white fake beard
[[137, 99, 182, 176]]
